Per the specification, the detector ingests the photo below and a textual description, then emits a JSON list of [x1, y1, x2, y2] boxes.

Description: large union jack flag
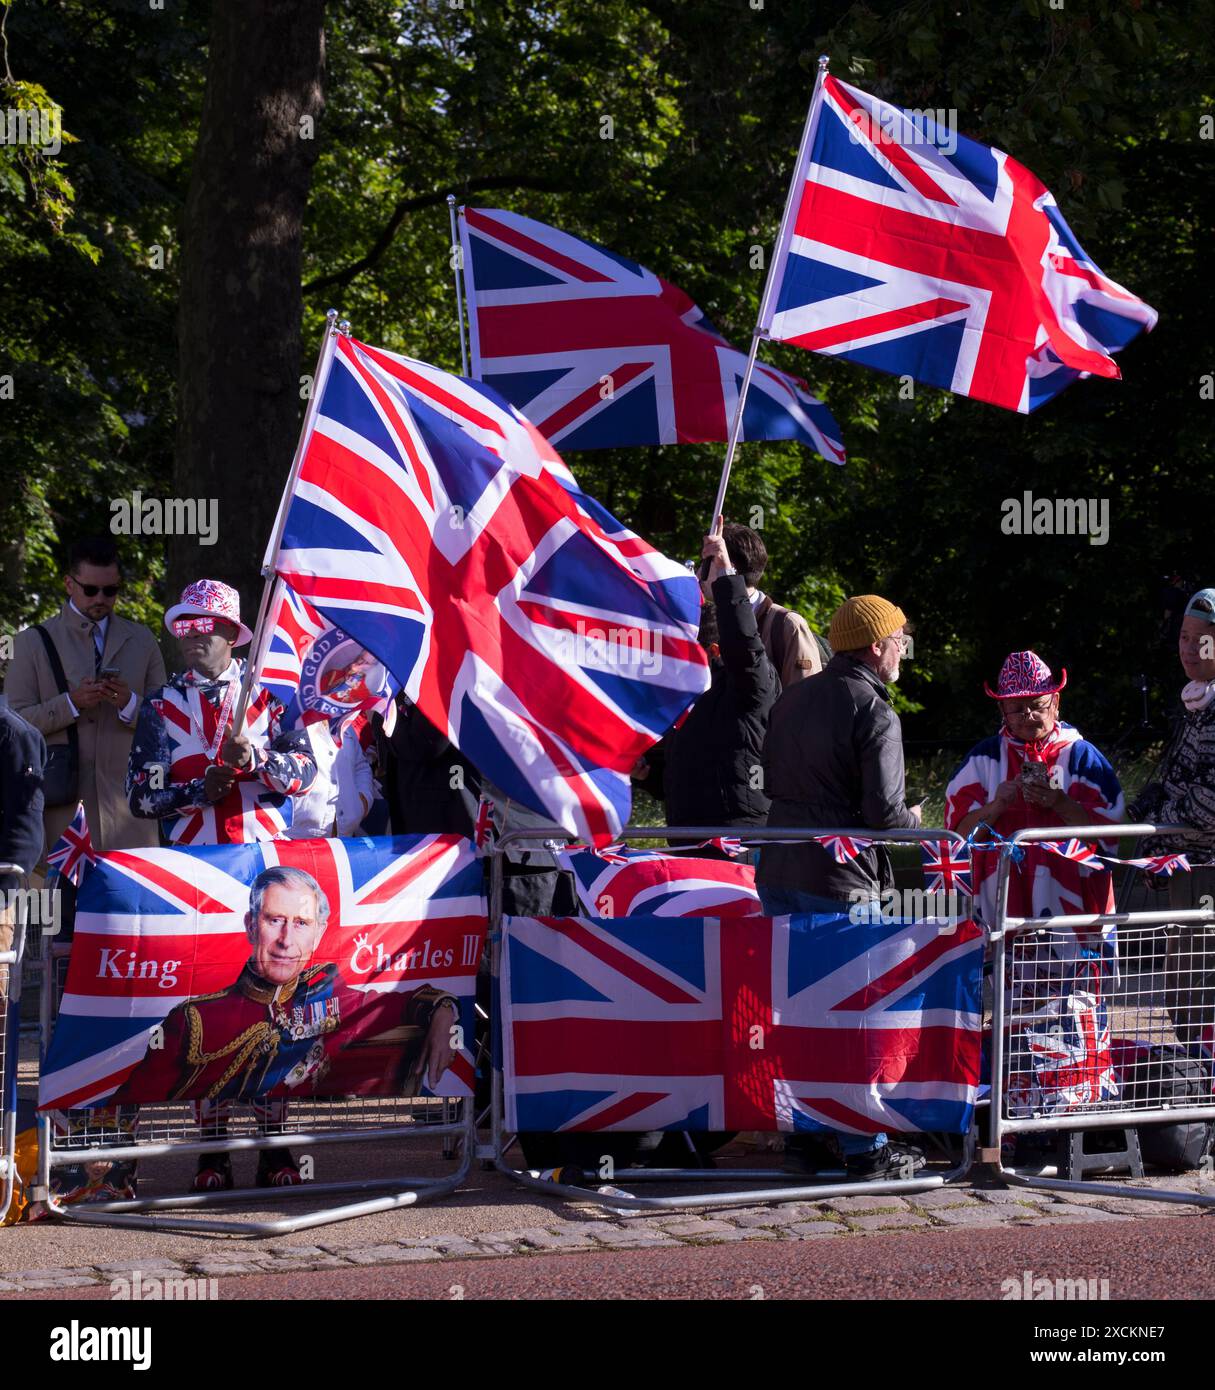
[[459, 207, 845, 461], [272, 333, 709, 845], [555, 844, 762, 919], [39, 835, 486, 1111], [764, 76, 1156, 412], [501, 912, 983, 1134]]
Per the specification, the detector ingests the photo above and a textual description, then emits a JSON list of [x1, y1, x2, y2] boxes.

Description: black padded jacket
[[662, 573, 779, 831], [757, 653, 917, 899]]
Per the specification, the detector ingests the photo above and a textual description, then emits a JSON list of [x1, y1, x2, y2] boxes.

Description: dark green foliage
[[1, 0, 1210, 745]]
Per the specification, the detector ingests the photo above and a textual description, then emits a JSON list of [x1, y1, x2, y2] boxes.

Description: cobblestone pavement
[[2, 1172, 1211, 1293]]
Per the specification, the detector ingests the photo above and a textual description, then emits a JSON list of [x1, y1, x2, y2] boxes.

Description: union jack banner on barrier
[[39, 835, 486, 1111], [459, 206, 845, 461], [502, 911, 983, 1133], [46, 803, 97, 887], [271, 333, 708, 844], [763, 74, 1156, 412], [555, 845, 762, 919]]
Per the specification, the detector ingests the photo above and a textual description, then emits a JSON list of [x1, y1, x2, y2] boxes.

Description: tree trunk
[[171, 0, 326, 641]]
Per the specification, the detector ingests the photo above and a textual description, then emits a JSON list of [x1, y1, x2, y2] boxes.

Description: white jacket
[[283, 722, 375, 839]]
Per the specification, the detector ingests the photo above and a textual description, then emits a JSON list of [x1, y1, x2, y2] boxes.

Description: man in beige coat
[[7, 536, 166, 856]]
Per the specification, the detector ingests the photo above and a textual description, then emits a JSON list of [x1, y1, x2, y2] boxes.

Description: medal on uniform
[[283, 1040, 326, 1088]]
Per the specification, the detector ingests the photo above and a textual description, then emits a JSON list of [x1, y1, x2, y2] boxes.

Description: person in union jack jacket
[[125, 578, 319, 1191], [126, 579, 316, 846]]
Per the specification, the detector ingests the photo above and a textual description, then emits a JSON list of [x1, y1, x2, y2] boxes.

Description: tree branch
[[302, 173, 568, 294]]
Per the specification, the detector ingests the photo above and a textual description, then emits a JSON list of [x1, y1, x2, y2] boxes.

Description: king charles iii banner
[[502, 911, 983, 1134], [39, 835, 486, 1110]]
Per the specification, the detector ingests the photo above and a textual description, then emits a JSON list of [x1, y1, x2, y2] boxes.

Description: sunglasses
[[71, 580, 120, 597], [1002, 696, 1054, 716], [172, 616, 219, 637]]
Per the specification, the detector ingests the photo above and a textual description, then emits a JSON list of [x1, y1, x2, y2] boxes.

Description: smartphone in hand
[[1019, 761, 1049, 789]]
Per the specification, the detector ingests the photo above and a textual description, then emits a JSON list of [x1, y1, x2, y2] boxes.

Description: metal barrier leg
[[491, 1102, 976, 1214], [37, 1109, 475, 1236]]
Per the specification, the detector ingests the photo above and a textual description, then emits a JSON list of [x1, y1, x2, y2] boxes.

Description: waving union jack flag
[[764, 75, 1156, 412], [46, 803, 97, 887], [271, 332, 709, 844], [502, 911, 983, 1133], [459, 207, 845, 461]]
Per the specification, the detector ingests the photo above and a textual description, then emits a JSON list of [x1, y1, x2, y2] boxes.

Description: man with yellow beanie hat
[[757, 593, 923, 1179], [758, 593, 920, 908]]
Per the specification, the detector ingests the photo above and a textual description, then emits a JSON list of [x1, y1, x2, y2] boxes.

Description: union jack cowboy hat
[[163, 578, 253, 648], [984, 650, 1067, 700]]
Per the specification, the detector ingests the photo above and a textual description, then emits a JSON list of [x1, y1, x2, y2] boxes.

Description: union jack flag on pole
[[762, 66, 1156, 412], [502, 911, 983, 1133], [45, 803, 97, 887], [269, 330, 709, 845], [458, 207, 845, 462]]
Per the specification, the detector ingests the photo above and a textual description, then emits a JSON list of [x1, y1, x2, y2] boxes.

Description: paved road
[[13, 1214, 1212, 1300]]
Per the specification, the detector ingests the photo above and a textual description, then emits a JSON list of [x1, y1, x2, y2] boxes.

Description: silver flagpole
[[232, 308, 344, 732], [706, 54, 831, 533], [447, 194, 470, 377]]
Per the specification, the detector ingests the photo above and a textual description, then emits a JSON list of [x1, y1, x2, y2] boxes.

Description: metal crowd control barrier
[[0, 866, 29, 1224], [31, 935, 472, 1237], [987, 822, 1215, 1209], [489, 825, 980, 1213]]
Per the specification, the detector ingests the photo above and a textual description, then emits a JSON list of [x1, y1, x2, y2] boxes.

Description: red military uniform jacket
[[115, 961, 455, 1104]]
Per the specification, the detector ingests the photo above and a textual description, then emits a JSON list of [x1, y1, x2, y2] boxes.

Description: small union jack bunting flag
[[920, 840, 973, 897], [819, 834, 874, 865], [1045, 838, 1105, 870], [1120, 852, 1191, 876]]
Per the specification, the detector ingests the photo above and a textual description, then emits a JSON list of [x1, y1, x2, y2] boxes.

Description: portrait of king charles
[[115, 866, 460, 1105]]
